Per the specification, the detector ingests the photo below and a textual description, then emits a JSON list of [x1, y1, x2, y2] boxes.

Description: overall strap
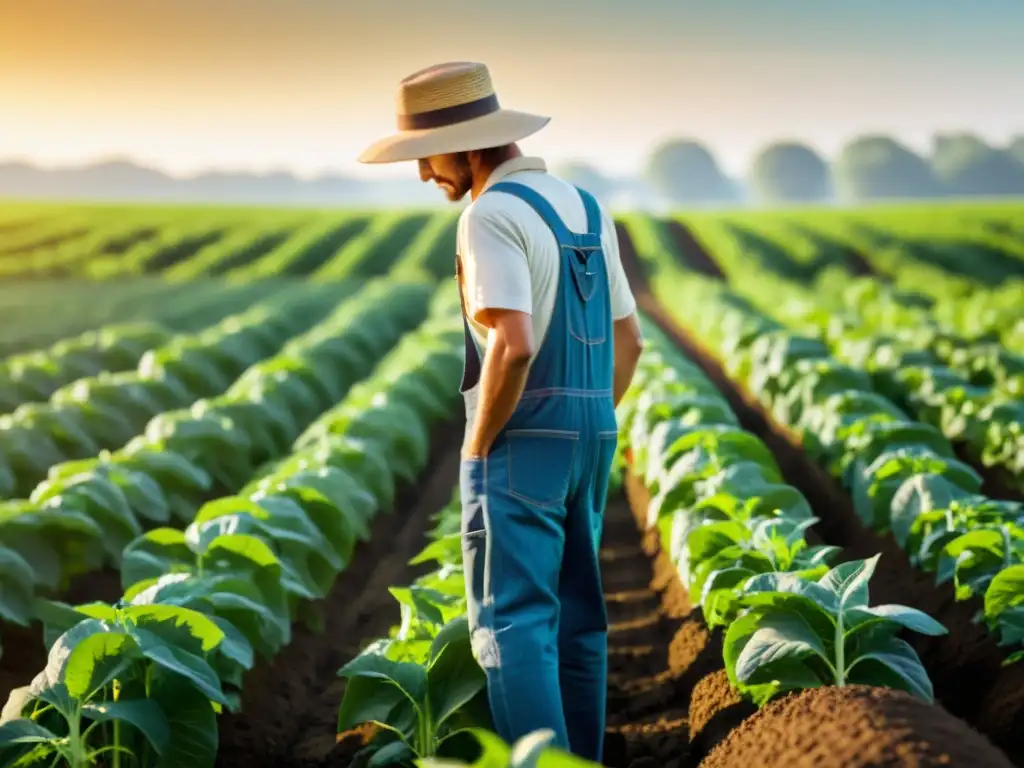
[[486, 181, 576, 245]]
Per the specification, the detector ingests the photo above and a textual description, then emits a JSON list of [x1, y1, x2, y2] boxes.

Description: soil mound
[[700, 685, 1014, 768]]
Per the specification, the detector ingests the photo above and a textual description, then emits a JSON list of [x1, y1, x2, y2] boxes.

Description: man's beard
[[438, 155, 473, 201]]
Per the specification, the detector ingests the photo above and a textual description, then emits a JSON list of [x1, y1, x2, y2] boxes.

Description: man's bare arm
[[464, 308, 534, 458], [612, 312, 644, 407]]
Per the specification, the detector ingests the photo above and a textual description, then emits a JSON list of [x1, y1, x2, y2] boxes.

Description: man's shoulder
[[460, 174, 613, 242], [460, 189, 512, 222], [458, 184, 535, 242]]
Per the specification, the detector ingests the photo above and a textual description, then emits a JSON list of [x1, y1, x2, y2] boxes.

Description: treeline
[[563, 132, 1024, 205]]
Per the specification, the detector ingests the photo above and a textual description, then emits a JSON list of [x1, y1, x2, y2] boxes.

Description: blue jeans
[[460, 425, 616, 761]]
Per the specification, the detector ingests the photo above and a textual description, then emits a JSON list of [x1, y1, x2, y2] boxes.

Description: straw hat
[[358, 61, 550, 164]]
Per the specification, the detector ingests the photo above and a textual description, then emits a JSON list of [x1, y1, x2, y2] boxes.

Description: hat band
[[397, 93, 500, 131]]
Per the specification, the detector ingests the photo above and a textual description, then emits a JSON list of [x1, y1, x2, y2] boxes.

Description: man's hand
[[465, 308, 534, 457]]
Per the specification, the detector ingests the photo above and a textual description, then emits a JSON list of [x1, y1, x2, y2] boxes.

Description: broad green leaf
[[984, 564, 1024, 620], [818, 555, 879, 611], [733, 612, 829, 684], [0, 717, 60, 764], [426, 620, 486, 728], [338, 644, 428, 711], [126, 603, 226, 653], [742, 571, 838, 613], [846, 636, 934, 702], [120, 528, 193, 589], [337, 674, 417, 736], [0, 548, 35, 626], [63, 631, 139, 700], [82, 699, 171, 756], [38, 619, 111, 691], [369, 740, 417, 767], [845, 604, 947, 637], [131, 628, 229, 706], [150, 671, 219, 768], [890, 474, 979, 548]]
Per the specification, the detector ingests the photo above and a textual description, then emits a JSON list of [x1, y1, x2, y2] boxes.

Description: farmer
[[358, 61, 644, 760]]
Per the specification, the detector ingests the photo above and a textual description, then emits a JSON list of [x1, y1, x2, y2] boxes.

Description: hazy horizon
[[3, 0, 1023, 181]]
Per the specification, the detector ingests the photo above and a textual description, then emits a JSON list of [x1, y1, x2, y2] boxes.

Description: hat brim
[[358, 109, 550, 164]]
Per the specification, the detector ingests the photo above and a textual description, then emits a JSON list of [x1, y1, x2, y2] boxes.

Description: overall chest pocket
[[565, 245, 610, 345], [506, 428, 579, 508]]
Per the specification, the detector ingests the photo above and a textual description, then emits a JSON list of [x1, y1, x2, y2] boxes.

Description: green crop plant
[[0, 283, 467, 767], [617, 316, 948, 709], [722, 554, 946, 706]]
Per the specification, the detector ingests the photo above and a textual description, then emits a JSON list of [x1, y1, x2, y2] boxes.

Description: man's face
[[419, 152, 473, 201]]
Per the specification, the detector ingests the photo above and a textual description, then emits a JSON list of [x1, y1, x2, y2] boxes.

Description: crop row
[[0, 214, 164, 279], [620, 320, 946, 702], [0, 278, 434, 661], [625, 219, 1024, 664], [0, 279, 286, 356], [159, 218, 300, 281], [616, 317, 1016, 768], [770, 271, 1023, 493], [0, 281, 294, 414], [676, 216, 1024, 493], [0, 282, 465, 766], [0, 207, 456, 282], [0, 283, 343, 498], [673, 210, 1024, 362]]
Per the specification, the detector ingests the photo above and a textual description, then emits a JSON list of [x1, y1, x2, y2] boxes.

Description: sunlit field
[[1, 197, 1023, 767]]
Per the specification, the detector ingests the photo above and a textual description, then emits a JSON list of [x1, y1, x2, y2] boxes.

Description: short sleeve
[[458, 201, 532, 323], [600, 206, 637, 320]]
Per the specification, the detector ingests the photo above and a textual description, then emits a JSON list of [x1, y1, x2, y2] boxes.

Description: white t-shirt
[[456, 155, 637, 435]]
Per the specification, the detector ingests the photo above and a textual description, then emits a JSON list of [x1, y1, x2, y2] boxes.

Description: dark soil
[[687, 670, 753, 765], [603, 482, 691, 768], [700, 685, 1014, 768], [661, 220, 727, 280], [613, 221, 1024, 765], [214, 419, 464, 768], [843, 247, 876, 276]]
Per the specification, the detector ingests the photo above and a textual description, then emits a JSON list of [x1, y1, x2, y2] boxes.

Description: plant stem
[[419, 700, 436, 757], [142, 666, 153, 767], [834, 611, 846, 686], [68, 707, 87, 768], [113, 679, 121, 768]]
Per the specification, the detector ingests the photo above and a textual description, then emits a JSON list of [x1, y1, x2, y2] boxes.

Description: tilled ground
[[614, 221, 1024, 765], [601, 493, 690, 768], [601, 478, 757, 768], [605, 476, 1018, 768], [215, 419, 463, 768]]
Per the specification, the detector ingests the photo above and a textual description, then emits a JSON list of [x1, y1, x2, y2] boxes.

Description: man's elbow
[[629, 333, 645, 361], [502, 339, 535, 367]]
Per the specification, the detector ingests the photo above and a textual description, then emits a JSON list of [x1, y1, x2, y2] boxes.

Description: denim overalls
[[458, 180, 617, 761]]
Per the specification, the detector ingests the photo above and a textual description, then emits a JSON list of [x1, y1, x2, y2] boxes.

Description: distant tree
[[553, 161, 615, 200], [644, 139, 736, 204], [748, 141, 831, 202], [930, 132, 1024, 196], [833, 135, 939, 200], [1010, 136, 1024, 166]]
